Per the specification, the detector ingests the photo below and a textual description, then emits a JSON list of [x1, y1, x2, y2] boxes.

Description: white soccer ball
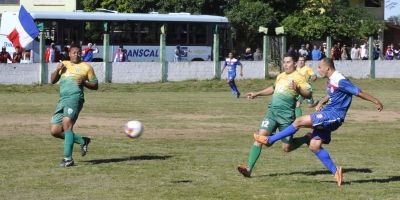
[[124, 120, 144, 138]]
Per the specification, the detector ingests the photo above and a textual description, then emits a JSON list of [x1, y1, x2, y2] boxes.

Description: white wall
[[1, 60, 400, 85]]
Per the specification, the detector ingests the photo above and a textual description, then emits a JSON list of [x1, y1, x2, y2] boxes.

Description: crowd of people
[[286, 42, 400, 61]]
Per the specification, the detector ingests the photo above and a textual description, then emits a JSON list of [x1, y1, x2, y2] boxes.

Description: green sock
[[64, 130, 74, 159], [73, 132, 85, 145], [290, 136, 310, 151], [247, 144, 262, 172], [295, 107, 302, 118]]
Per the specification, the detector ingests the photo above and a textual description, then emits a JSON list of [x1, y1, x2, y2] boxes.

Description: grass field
[[0, 79, 399, 200]]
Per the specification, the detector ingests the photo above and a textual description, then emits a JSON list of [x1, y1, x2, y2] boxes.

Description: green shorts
[[259, 107, 295, 144], [51, 98, 83, 125]]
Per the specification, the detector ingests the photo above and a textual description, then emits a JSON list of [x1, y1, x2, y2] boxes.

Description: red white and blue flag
[[7, 5, 39, 48]]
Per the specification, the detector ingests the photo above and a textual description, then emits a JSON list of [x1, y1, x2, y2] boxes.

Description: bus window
[[140, 22, 160, 45], [166, 22, 189, 45], [190, 23, 207, 45], [84, 21, 104, 45]]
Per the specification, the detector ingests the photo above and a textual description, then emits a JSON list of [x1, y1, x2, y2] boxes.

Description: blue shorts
[[310, 111, 343, 144], [228, 72, 236, 80]]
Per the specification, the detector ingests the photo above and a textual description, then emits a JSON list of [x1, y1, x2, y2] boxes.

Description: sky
[[385, 0, 400, 19]]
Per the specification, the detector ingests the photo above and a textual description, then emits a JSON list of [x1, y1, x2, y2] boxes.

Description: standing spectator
[[20, 49, 33, 64], [174, 45, 183, 62], [253, 48, 262, 61], [311, 45, 322, 61], [114, 45, 127, 62], [45, 43, 59, 63], [373, 44, 381, 60], [12, 46, 23, 63], [350, 44, 360, 60], [82, 43, 98, 62], [60, 46, 70, 61], [385, 45, 394, 60], [340, 44, 349, 60], [360, 42, 369, 60], [0, 46, 12, 63], [321, 43, 328, 58], [288, 44, 297, 58], [332, 44, 341, 60], [298, 44, 309, 59], [244, 47, 254, 61]]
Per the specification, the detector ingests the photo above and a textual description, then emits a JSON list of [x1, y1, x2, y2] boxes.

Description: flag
[[7, 5, 39, 48]]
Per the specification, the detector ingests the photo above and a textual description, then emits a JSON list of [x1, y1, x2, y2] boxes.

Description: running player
[[295, 55, 318, 117], [254, 58, 383, 186], [237, 53, 312, 177], [221, 52, 243, 98], [50, 44, 99, 167]]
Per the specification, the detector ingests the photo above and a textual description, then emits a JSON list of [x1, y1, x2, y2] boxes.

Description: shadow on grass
[[258, 167, 372, 177], [347, 176, 400, 184], [84, 155, 172, 165]]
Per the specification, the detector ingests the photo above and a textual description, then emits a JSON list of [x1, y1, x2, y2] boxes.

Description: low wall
[[0, 60, 399, 84]]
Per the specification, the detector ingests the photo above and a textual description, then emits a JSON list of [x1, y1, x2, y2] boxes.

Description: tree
[[281, 0, 385, 42]]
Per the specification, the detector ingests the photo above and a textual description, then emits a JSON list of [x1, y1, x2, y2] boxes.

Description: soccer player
[[50, 45, 99, 168], [295, 56, 318, 117], [237, 53, 312, 177], [221, 52, 243, 98], [254, 58, 383, 186]]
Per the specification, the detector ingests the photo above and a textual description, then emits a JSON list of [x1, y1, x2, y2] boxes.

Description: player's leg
[[295, 96, 303, 118], [238, 113, 277, 177], [255, 115, 313, 145]]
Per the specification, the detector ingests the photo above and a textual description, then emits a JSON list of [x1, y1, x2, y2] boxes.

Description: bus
[[0, 10, 230, 62]]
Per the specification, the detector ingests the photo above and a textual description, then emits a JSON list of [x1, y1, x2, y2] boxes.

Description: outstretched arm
[[356, 91, 383, 111], [246, 86, 274, 99]]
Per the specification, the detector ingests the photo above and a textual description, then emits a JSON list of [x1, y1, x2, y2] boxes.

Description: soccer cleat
[[237, 165, 251, 177], [334, 166, 343, 187], [59, 158, 74, 168], [253, 133, 270, 146], [236, 92, 241, 98], [80, 137, 91, 157]]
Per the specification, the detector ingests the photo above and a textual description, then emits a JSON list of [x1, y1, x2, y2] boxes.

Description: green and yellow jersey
[[297, 65, 316, 83], [270, 71, 310, 110], [58, 61, 98, 101]]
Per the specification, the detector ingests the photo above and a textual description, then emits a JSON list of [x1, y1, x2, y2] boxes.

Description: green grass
[[0, 79, 399, 200]]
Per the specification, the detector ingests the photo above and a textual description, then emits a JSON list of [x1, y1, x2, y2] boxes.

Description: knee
[[282, 145, 291, 153], [50, 126, 63, 138], [308, 143, 320, 153]]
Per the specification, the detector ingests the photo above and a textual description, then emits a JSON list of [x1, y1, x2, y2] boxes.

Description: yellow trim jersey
[[58, 61, 98, 101], [270, 71, 311, 110], [297, 65, 316, 83]]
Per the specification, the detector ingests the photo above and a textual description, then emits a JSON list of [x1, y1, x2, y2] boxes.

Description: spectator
[[244, 47, 254, 61], [60, 46, 70, 61], [114, 45, 127, 62], [321, 43, 327, 58], [174, 45, 183, 62], [350, 44, 360, 60], [288, 44, 297, 58], [0, 46, 12, 63], [298, 44, 309, 59], [12, 46, 23, 63], [332, 44, 341, 60], [341, 44, 349, 60], [82, 43, 98, 62], [311, 45, 322, 61], [20, 49, 33, 64], [253, 48, 262, 61], [305, 43, 312, 60], [360, 42, 368, 60], [385, 45, 394, 60], [373, 44, 381, 60], [45, 43, 60, 63]]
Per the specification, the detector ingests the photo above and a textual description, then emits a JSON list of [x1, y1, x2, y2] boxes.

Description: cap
[[88, 43, 93, 47]]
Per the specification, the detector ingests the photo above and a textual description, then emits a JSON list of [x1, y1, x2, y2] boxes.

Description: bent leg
[[310, 139, 337, 175]]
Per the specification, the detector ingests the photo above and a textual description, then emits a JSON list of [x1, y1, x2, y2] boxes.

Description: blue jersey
[[322, 71, 361, 121], [224, 58, 241, 77]]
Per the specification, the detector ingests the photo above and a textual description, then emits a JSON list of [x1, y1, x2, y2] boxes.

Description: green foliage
[[281, 0, 384, 41]]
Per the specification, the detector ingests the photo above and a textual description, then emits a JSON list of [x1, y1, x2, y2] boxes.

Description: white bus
[[0, 11, 230, 62]]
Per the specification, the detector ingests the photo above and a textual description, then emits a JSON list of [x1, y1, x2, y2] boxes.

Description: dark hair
[[69, 44, 80, 50], [283, 53, 297, 62], [321, 58, 335, 69]]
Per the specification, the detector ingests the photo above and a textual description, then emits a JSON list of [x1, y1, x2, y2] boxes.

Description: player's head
[[282, 53, 297, 74], [297, 56, 306, 68], [318, 58, 335, 78], [228, 52, 233, 58], [1, 46, 6, 52], [69, 44, 81, 64]]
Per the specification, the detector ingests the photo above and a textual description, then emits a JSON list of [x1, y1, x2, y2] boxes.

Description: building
[[0, 0, 77, 16]]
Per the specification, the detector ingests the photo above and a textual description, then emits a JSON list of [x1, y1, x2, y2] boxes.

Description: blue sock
[[315, 148, 337, 175], [268, 124, 297, 144]]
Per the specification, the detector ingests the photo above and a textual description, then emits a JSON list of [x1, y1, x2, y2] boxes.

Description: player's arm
[[221, 62, 227, 74], [310, 74, 317, 82], [239, 62, 243, 76], [246, 86, 274, 99], [356, 91, 383, 111], [291, 78, 312, 98], [50, 62, 65, 84], [315, 95, 329, 111]]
